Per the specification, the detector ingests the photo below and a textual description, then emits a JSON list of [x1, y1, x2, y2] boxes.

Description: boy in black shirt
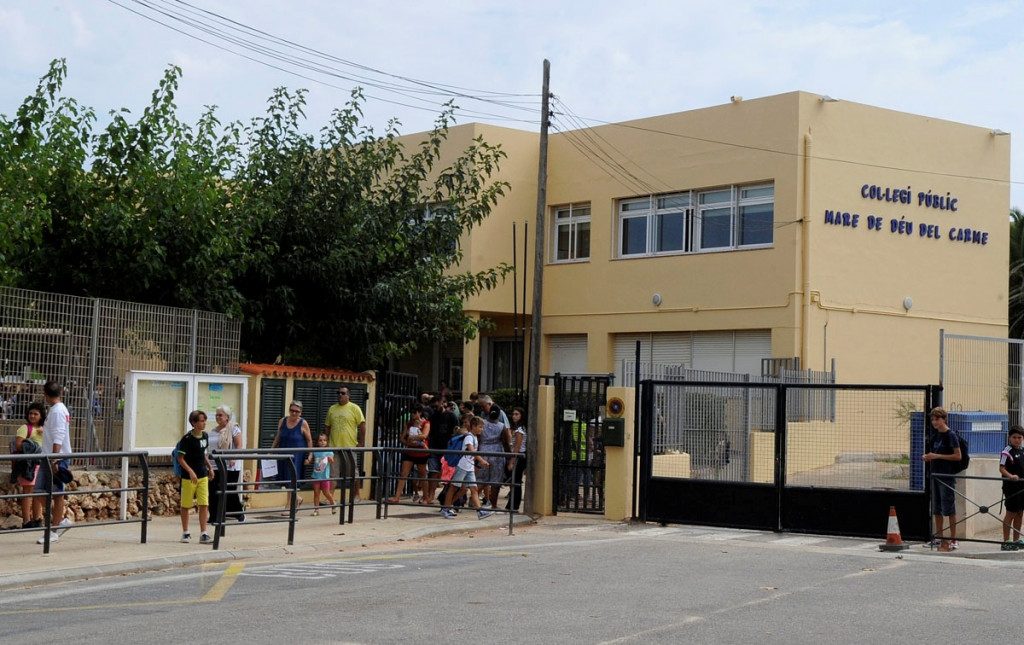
[[178, 410, 214, 544], [999, 425, 1024, 550]]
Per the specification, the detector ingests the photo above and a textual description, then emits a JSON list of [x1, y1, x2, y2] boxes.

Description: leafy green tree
[[1010, 207, 1024, 338], [0, 60, 511, 369]]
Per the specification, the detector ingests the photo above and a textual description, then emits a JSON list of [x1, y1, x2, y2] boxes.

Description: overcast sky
[[1, 0, 1021, 207]]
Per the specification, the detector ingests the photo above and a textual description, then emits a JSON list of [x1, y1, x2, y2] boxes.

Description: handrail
[[0, 450, 150, 554]]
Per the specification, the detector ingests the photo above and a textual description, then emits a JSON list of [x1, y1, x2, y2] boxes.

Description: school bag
[[171, 437, 185, 478], [953, 430, 969, 473], [444, 434, 466, 468], [8, 435, 42, 483]]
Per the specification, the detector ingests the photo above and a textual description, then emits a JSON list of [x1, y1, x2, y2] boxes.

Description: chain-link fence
[[940, 330, 1021, 427], [1, 286, 240, 453]]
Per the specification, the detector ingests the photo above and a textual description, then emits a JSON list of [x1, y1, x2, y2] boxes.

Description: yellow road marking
[[0, 598, 194, 616], [201, 562, 246, 602]]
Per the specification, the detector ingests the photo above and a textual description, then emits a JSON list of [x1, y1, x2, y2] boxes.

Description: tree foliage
[[0, 60, 511, 368], [1010, 207, 1024, 338]]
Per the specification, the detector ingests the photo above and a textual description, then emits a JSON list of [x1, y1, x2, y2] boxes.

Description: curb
[[0, 514, 536, 592]]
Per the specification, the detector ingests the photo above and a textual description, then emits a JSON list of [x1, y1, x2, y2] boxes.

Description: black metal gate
[[373, 370, 418, 499], [551, 374, 611, 514], [638, 380, 937, 539]]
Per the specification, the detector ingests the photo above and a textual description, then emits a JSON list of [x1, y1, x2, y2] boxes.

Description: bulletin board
[[123, 371, 250, 456]]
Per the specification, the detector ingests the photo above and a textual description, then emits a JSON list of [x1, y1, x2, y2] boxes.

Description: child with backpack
[[178, 410, 214, 544], [999, 425, 1024, 550], [923, 407, 962, 551], [441, 415, 494, 519], [12, 402, 46, 529]]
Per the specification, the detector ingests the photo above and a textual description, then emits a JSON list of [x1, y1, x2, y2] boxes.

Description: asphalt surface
[[4, 520, 1023, 644]]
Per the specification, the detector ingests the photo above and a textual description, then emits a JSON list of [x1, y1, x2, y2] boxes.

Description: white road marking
[[240, 562, 405, 579], [772, 536, 829, 546]]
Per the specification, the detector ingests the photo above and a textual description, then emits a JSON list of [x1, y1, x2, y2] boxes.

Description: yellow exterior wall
[[798, 93, 1010, 383]]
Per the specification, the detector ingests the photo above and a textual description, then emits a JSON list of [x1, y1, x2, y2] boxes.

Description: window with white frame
[[619, 194, 689, 256], [552, 203, 591, 262], [617, 182, 773, 257]]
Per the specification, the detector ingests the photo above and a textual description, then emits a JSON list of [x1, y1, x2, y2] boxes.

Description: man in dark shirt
[[426, 396, 460, 504], [923, 407, 962, 551], [178, 410, 214, 544]]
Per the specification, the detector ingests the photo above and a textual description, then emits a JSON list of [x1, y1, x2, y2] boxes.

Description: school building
[[395, 91, 1010, 393]]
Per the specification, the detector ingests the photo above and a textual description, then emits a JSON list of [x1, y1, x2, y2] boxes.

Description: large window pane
[[620, 199, 650, 213], [621, 216, 648, 255], [739, 203, 773, 245], [575, 221, 591, 258], [556, 224, 571, 260], [700, 207, 731, 248], [656, 211, 684, 252]]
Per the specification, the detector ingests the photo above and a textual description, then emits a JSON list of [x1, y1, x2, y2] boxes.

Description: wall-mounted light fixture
[[652, 293, 663, 306], [991, 129, 1010, 136], [903, 296, 913, 311], [819, 95, 839, 103]]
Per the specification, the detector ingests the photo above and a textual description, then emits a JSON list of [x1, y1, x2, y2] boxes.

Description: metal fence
[[940, 330, 1021, 426], [621, 359, 836, 453], [0, 286, 240, 453]]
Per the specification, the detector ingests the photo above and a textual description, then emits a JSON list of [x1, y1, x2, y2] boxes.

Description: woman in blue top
[[272, 400, 312, 492]]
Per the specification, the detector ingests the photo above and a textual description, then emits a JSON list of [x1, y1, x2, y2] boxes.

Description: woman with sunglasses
[[271, 401, 312, 498]]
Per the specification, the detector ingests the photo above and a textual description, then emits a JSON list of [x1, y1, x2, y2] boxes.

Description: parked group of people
[[387, 393, 527, 518]]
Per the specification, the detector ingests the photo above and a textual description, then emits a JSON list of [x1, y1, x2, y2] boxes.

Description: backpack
[[171, 437, 185, 478], [444, 434, 466, 468], [953, 430, 970, 473], [8, 434, 41, 483]]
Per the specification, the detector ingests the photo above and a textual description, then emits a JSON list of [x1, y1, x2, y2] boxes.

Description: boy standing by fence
[[179, 410, 214, 544], [999, 425, 1024, 550]]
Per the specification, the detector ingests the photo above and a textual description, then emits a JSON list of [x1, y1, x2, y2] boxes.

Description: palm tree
[[1009, 208, 1024, 338]]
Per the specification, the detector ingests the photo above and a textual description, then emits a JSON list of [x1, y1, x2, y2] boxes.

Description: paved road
[[4, 520, 1022, 643]]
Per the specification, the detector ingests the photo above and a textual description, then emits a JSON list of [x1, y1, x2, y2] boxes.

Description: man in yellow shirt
[[325, 387, 366, 500]]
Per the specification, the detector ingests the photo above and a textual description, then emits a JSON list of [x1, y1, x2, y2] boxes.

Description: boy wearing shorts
[[442, 416, 494, 519], [179, 410, 214, 544], [999, 425, 1024, 550]]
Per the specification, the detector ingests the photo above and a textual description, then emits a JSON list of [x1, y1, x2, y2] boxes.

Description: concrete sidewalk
[[0, 502, 535, 591]]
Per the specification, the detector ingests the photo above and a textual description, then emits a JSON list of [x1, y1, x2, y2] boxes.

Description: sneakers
[[1003, 542, 1016, 551], [478, 509, 494, 519], [312, 509, 319, 517], [36, 531, 60, 545], [236, 515, 246, 523], [181, 532, 191, 543], [331, 507, 337, 515], [56, 518, 73, 535], [441, 508, 456, 519], [199, 533, 212, 544], [22, 519, 41, 530], [950, 540, 960, 550], [481, 500, 492, 509]]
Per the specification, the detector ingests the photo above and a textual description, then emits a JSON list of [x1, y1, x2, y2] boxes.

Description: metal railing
[[0, 450, 150, 554], [206, 445, 524, 549], [929, 472, 1024, 549], [380, 446, 524, 536]]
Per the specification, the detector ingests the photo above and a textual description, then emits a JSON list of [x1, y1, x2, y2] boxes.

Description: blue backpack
[[171, 437, 185, 478], [444, 434, 466, 468]]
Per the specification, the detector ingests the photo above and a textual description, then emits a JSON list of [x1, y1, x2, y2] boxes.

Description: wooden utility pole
[[525, 59, 550, 515]]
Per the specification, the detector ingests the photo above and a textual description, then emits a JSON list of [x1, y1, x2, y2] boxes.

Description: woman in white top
[[208, 404, 245, 525]]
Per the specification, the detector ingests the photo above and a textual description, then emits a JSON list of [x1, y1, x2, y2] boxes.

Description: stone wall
[[1, 470, 186, 529]]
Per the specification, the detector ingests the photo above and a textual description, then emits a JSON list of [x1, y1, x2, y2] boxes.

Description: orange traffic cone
[[878, 505, 910, 551]]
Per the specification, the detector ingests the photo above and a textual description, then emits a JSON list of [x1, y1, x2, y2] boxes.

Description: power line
[[129, 0, 539, 122], [166, 0, 541, 100], [551, 122, 653, 195], [553, 97, 672, 193], [147, 0, 541, 113], [558, 108, 1021, 187]]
